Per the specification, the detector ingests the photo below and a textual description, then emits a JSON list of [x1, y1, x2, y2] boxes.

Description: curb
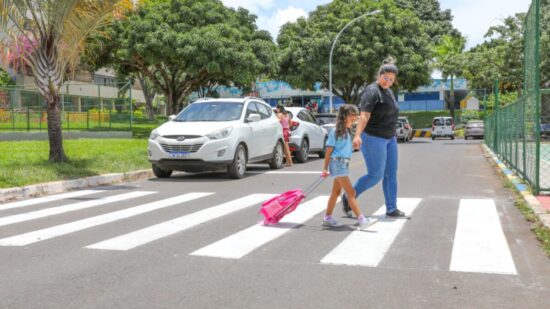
[[0, 169, 154, 203], [482, 144, 550, 229], [413, 129, 432, 138]]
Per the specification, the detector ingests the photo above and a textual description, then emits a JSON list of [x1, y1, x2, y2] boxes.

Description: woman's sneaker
[[357, 217, 378, 230], [322, 216, 344, 228], [386, 209, 408, 218]]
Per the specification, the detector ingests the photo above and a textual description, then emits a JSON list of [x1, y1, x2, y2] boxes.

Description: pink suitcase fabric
[[260, 189, 305, 225]]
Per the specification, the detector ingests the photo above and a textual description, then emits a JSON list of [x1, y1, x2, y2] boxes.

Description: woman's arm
[[353, 111, 371, 149]]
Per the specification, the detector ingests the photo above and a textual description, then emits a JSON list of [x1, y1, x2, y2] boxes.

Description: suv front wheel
[[152, 164, 173, 178], [228, 144, 247, 179]]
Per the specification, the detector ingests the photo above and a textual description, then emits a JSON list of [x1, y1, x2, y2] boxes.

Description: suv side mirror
[[247, 113, 261, 122], [168, 115, 176, 121]]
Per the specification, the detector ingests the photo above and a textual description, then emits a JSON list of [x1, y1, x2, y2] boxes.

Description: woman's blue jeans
[[353, 133, 398, 213]]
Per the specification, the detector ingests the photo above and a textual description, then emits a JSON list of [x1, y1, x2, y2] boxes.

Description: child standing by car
[[321, 104, 378, 229], [275, 104, 293, 167]]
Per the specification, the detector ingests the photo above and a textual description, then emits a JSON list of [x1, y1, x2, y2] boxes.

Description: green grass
[[0, 139, 151, 188]]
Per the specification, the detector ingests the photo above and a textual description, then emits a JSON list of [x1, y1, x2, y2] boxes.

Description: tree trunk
[[138, 74, 156, 121], [31, 46, 68, 163], [46, 94, 68, 162]]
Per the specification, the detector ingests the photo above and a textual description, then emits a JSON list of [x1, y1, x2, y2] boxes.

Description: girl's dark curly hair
[[335, 104, 359, 139]]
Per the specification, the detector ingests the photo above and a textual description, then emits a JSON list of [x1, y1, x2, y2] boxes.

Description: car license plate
[[169, 152, 191, 159]]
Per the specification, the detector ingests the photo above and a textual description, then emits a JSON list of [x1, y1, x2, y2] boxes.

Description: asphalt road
[[0, 138, 549, 309]]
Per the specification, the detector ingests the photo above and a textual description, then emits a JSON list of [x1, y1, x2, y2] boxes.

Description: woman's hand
[[321, 169, 329, 178], [352, 136, 362, 149]]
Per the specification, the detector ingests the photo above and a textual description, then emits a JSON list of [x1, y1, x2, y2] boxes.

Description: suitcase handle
[[302, 175, 326, 197]]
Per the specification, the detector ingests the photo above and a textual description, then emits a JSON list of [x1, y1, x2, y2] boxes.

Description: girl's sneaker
[[357, 217, 378, 230], [322, 217, 344, 228]]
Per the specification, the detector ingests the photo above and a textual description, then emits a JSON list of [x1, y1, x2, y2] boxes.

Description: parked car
[[286, 107, 328, 162], [431, 116, 454, 140], [316, 113, 337, 132], [148, 97, 284, 179], [395, 121, 412, 142], [397, 116, 413, 142], [541, 122, 550, 140], [464, 120, 485, 139]]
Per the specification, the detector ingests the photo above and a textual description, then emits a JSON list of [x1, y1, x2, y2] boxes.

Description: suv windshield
[[175, 102, 244, 122]]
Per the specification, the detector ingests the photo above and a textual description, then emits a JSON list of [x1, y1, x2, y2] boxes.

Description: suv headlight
[[149, 129, 160, 141], [206, 127, 233, 140]]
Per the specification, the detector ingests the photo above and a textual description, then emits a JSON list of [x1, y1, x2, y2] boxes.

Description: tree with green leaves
[[432, 34, 466, 120], [277, 0, 432, 105], [395, 0, 461, 42], [0, 68, 14, 87], [0, 0, 132, 162], [86, 0, 277, 115]]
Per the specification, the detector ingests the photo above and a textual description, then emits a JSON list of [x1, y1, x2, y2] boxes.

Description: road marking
[[0, 191, 155, 227], [450, 199, 517, 275], [190, 196, 328, 259], [0, 190, 101, 211], [247, 171, 321, 174], [85, 194, 276, 251], [320, 198, 421, 267], [0, 193, 212, 246]]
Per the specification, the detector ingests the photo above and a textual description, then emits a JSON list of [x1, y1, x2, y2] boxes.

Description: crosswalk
[[0, 190, 518, 275]]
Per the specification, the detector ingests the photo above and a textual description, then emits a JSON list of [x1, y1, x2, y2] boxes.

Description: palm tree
[[0, 0, 132, 162], [433, 35, 466, 121]]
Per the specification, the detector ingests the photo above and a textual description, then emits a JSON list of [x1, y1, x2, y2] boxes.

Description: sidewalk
[[0, 170, 154, 203], [483, 144, 550, 229]]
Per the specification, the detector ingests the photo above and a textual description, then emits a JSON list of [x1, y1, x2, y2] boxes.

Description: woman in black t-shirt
[[341, 57, 408, 218]]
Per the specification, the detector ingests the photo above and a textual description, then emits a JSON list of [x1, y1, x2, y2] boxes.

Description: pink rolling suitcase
[[260, 176, 325, 225]]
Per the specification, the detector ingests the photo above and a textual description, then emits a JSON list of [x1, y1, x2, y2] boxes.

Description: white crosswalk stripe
[[0, 191, 155, 227], [320, 198, 422, 267], [190, 196, 329, 259], [450, 199, 517, 275], [0, 190, 102, 211], [85, 193, 276, 251], [0, 191, 519, 276], [0, 193, 212, 246]]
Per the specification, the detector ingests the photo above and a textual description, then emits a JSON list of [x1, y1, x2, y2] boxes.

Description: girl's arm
[[322, 147, 334, 177]]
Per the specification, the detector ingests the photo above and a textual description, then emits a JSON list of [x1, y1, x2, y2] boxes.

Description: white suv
[[148, 97, 284, 179], [286, 107, 328, 163]]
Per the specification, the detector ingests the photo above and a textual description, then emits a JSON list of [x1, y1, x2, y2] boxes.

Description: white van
[[431, 116, 454, 140]]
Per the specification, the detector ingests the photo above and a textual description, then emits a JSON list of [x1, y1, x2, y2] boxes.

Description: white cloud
[[439, 0, 531, 49], [257, 6, 308, 40]]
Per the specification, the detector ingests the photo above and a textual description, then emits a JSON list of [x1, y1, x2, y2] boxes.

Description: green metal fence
[[0, 82, 137, 132], [485, 0, 549, 194]]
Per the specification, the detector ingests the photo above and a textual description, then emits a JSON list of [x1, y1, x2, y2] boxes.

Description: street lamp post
[[329, 9, 382, 113]]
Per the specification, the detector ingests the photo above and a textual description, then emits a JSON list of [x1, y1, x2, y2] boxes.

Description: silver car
[[286, 107, 328, 163], [464, 120, 484, 140]]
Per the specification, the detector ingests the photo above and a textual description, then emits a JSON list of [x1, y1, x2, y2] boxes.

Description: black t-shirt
[[359, 82, 399, 139]]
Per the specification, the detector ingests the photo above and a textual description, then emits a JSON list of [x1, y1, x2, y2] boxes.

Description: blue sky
[[221, 0, 532, 49]]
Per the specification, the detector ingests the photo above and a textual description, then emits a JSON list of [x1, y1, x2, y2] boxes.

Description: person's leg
[[283, 141, 293, 166], [325, 179, 342, 216], [353, 133, 388, 197], [383, 137, 401, 215], [335, 176, 362, 217]]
